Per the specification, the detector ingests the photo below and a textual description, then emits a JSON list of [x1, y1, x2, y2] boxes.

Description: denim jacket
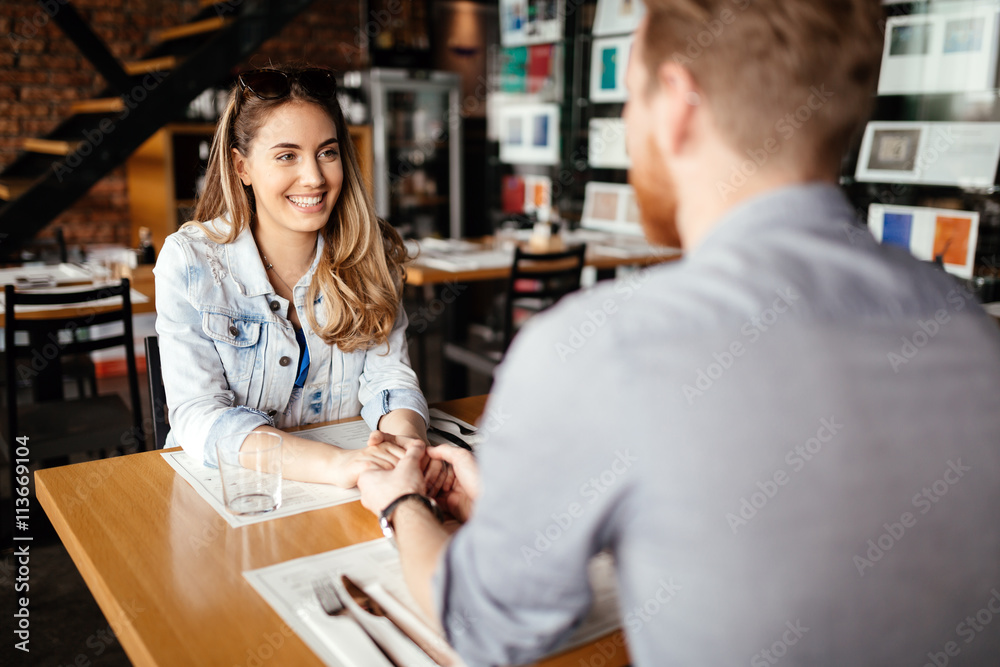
[[153, 218, 428, 466]]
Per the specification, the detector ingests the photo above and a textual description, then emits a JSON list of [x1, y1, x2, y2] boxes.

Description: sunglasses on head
[[236, 68, 337, 101]]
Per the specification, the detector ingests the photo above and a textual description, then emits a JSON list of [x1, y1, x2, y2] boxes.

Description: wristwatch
[[379, 493, 443, 546]]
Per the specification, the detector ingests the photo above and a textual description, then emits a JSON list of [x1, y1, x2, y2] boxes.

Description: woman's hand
[[327, 431, 413, 488]]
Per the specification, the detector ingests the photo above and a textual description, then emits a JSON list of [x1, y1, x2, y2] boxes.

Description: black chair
[[4, 279, 145, 492], [144, 335, 170, 449], [443, 243, 587, 378]]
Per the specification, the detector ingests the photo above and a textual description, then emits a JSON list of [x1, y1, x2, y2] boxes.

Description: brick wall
[[1, 0, 364, 252]]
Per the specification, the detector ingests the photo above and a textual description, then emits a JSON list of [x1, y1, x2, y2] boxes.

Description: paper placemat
[[161, 420, 373, 528], [244, 538, 621, 667]]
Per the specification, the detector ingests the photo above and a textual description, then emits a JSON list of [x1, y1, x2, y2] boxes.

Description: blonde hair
[[641, 0, 884, 172], [191, 66, 407, 353]]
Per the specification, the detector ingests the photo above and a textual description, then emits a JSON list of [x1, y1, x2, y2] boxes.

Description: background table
[[36, 395, 629, 667]]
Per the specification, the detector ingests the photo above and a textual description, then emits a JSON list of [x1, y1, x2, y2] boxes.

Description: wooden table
[[36, 395, 629, 667], [0, 266, 155, 327], [405, 241, 680, 286]]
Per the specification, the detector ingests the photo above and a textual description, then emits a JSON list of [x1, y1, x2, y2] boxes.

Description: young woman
[[154, 66, 433, 488]]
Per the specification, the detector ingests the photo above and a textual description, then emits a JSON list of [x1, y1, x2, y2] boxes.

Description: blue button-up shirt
[[434, 184, 1000, 666], [154, 218, 428, 466]]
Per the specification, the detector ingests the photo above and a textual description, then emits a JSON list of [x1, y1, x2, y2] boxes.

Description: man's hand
[[357, 437, 428, 515], [426, 444, 481, 523]]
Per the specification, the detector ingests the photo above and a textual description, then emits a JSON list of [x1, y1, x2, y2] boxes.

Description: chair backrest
[[502, 244, 587, 348], [4, 279, 144, 452], [144, 335, 170, 449]]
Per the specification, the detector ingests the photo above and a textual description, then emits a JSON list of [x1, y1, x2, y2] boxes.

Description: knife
[[427, 425, 473, 452], [342, 575, 458, 667]]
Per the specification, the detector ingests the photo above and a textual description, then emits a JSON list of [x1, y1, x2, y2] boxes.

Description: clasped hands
[[356, 431, 480, 524]]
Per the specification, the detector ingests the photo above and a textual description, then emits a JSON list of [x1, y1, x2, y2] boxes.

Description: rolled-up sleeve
[[358, 304, 429, 429], [154, 237, 272, 466]]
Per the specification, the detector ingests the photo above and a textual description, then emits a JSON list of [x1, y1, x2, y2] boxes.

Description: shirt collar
[[691, 182, 853, 257], [223, 220, 326, 297]]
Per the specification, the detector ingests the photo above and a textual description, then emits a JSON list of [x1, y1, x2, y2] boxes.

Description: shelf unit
[[843, 0, 1000, 301]]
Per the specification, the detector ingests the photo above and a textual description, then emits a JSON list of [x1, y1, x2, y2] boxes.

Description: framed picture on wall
[[581, 182, 641, 234], [878, 7, 1000, 95], [500, 0, 565, 46], [856, 121, 1000, 187], [593, 0, 646, 36], [588, 117, 630, 168], [868, 203, 980, 279], [498, 102, 561, 164], [590, 35, 632, 103]]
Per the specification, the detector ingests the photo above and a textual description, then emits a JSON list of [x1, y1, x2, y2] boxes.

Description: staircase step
[[0, 179, 34, 200], [152, 17, 230, 43], [22, 138, 81, 156], [69, 98, 125, 114], [123, 56, 178, 76]]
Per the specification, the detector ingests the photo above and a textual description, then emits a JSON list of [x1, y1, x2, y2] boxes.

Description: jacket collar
[[220, 218, 325, 297]]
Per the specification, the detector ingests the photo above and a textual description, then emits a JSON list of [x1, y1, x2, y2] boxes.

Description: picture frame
[[500, 0, 565, 47], [590, 35, 632, 103], [878, 8, 1000, 95], [593, 0, 646, 37], [581, 182, 642, 235], [501, 174, 553, 213], [868, 204, 980, 280], [498, 102, 561, 165], [855, 121, 1000, 187], [588, 118, 630, 168]]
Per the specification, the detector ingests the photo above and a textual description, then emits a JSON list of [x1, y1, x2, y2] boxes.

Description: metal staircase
[[0, 0, 317, 257]]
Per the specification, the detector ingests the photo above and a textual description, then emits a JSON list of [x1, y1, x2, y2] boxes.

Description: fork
[[431, 416, 477, 435], [311, 577, 400, 666], [312, 577, 348, 617], [312, 577, 407, 666]]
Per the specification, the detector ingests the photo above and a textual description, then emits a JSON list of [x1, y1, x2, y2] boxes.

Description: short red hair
[[640, 0, 885, 172]]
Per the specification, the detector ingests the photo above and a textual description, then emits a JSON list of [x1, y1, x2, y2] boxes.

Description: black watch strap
[[379, 493, 443, 544]]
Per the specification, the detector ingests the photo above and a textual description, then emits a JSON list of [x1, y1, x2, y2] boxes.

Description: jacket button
[[267, 409, 277, 417], [228, 325, 239, 337], [269, 300, 280, 311], [279, 356, 291, 367]]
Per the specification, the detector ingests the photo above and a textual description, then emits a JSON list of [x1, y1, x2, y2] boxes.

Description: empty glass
[[216, 431, 283, 515]]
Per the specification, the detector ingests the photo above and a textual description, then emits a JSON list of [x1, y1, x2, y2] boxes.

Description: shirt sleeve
[[358, 303, 429, 429], [153, 236, 272, 466], [430, 312, 631, 665]]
